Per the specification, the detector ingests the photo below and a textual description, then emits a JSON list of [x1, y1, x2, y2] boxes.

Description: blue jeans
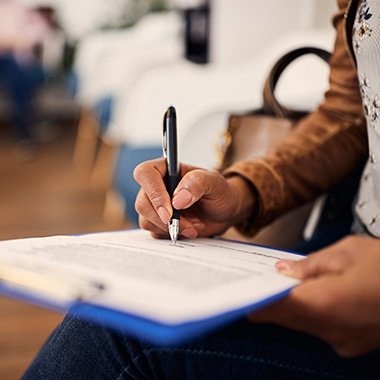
[[0, 54, 44, 140], [22, 311, 380, 379]]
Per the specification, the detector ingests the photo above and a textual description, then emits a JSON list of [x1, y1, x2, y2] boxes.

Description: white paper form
[[0, 230, 302, 324]]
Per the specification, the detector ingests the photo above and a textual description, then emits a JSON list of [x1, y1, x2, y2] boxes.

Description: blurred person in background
[[0, 0, 50, 152]]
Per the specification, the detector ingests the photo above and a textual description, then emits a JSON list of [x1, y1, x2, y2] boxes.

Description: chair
[[71, 11, 184, 186], [110, 29, 334, 224]]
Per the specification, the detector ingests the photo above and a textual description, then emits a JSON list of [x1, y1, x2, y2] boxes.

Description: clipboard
[[0, 230, 300, 345]]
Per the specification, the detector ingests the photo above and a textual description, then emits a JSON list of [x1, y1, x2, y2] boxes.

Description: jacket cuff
[[223, 159, 285, 236]]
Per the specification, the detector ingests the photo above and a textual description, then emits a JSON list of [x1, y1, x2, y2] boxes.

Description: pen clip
[[163, 106, 178, 176], [162, 110, 168, 159]]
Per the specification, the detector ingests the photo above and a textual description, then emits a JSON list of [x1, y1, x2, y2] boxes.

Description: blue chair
[[94, 96, 114, 137], [113, 145, 162, 225]]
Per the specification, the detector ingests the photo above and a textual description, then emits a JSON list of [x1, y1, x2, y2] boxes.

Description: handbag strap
[[262, 46, 331, 120]]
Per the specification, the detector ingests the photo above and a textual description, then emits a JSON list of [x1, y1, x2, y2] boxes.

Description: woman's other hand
[[251, 235, 380, 357]]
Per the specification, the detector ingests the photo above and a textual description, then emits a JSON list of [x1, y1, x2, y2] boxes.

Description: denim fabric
[[23, 312, 380, 380], [0, 54, 44, 140]]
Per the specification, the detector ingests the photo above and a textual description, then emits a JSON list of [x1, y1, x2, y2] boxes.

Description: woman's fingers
[[276, 238, 355, 280], [135, 189, 167, 231], [139, 215, 205, 239], [172, 169, 226, 210], [136, 189, 205, 238], [134, 158, 172, 224]]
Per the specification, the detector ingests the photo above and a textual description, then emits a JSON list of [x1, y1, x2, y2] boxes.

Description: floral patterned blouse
[[353, 0, 380, 236]]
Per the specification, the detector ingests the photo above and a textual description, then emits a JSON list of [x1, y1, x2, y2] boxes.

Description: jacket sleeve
[[223, 0, 368, 235]]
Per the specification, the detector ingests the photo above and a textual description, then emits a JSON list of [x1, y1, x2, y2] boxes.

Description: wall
[[209, 0, 337, 65]]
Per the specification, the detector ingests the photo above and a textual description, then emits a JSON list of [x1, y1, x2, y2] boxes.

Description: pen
[[163, 106, 180, 244]]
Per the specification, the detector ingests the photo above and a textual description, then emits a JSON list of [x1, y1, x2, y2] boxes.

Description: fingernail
[[158, 207, 171, 225], [173, 189, 193, 209], [276, 260, 295, 274], [181, 228, 198, 239]]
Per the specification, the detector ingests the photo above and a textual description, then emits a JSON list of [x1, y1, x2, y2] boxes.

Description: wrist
[[227, 175, 257, 225]]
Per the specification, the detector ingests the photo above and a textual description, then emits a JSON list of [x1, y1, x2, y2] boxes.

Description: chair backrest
[[113, 145, 162, 225]]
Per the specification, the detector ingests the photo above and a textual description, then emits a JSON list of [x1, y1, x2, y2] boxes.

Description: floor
[[0, 123, 129, 379]]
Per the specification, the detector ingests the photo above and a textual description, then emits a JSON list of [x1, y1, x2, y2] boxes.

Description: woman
[[23, 0, 380, 378]]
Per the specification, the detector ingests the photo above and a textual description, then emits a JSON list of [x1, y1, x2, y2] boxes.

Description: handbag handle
[[263, 46, 331, 120]]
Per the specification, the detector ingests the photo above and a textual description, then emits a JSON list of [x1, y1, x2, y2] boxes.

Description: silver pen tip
[[168, 219, 179, 244]]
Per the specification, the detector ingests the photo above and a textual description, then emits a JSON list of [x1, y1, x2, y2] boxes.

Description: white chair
[[74, 11, 184, 108], [111, 28, 334, 163], [110, 28, 334, 224], [71, 11, 184, 184]]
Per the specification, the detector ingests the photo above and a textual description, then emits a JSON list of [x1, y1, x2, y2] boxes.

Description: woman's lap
[[22, 312, 380, 380]]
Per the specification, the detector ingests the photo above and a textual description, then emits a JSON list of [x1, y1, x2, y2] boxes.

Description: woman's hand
[[251, 235, 380, 357], [134, 158, 256, 239]]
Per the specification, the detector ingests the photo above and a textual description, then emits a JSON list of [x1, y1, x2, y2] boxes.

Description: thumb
[[172, 169, 225, 210], [276, 246, 349, 280]]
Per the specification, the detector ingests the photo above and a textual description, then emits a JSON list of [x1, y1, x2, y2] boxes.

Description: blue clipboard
[[0, 280, 293, 346], [0, 233, 299, 346]]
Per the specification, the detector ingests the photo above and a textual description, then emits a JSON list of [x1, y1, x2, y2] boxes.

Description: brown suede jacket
[[223, 0, 368, 236]]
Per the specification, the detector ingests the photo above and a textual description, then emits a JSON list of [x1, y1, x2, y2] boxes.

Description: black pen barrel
[[172, 208, 180, 220], [167, 174, 180, 220], [167, 174, 179, 198]]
